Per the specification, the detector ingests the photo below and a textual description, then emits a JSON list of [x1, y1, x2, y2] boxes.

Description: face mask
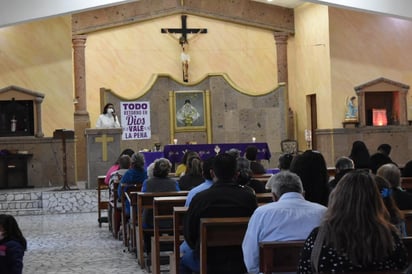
[[107, 108, 114, 114]]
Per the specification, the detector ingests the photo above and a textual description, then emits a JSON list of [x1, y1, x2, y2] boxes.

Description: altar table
[[163, 142, 271, 166]]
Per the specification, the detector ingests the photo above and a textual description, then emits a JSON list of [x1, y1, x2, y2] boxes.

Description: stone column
[[273, 32, 289, 84], [274, 32, 291, 139], [34, 96, 44, 137], [72, 34, 90, 183]]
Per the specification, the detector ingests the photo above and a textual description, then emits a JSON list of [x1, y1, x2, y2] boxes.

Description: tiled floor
[[16, 212, 148, 274]]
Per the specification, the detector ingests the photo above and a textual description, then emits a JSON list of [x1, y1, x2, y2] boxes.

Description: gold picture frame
[[169, 90, 212, 141]]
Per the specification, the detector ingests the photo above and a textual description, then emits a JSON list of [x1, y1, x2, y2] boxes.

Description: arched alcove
[[354, 77, 409, 127], [0, 86, 44, 137]]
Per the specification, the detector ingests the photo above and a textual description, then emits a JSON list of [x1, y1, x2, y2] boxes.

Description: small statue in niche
[[345, 96, 358, 121]]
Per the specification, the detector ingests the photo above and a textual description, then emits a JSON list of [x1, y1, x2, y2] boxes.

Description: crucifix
[[161, 15, 207, 82]]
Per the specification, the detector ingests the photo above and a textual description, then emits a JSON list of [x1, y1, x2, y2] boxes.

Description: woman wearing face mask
[[0, 214, 27, 274], [96, 103, 121, 128]]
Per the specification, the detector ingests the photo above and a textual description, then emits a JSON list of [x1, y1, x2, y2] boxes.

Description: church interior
[[2, 0, 412, 273], [1, 0, 412, 188]]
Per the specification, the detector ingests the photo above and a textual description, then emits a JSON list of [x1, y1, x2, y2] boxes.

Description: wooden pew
[[97, 175, 109, 228], [125, 191, 138, 253], [151, 196, 187, 274], [258, 237, 412, 274], [256, 192, 273, 205], [259, 240, 305, 273], [171, 206, 187, 274], [134, 191, 189, 269], [169, 193, 271, 274], [252, 173, 272, 184], [200, 217, 250, 274], [121, 183, 141, 248], [401, 177, 412, 192]]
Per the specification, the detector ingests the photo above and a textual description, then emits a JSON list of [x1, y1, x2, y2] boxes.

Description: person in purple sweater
[[0, 214, 27, 274]]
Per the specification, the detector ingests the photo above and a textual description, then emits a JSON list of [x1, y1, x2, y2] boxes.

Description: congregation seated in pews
[[97, 142, 412, 274]]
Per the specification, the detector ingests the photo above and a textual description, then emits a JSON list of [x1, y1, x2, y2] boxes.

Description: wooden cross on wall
[[161, 15, 207, 82], [161, 15, 207, 44]]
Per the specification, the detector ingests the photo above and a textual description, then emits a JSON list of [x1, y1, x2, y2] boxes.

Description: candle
[[252, 137, 256, 143], [173, 139, 178, 145]]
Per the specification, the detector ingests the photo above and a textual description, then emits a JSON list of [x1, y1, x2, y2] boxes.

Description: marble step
[[0, 208, 44, 216], [0, 191, 42, 202], [0, 200, 42, 210]]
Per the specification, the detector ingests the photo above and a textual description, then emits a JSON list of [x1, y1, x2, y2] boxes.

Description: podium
[[85, 128, 122, 189]]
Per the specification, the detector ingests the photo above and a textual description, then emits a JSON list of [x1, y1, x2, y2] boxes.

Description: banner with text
[[120, 101, 151, 140]]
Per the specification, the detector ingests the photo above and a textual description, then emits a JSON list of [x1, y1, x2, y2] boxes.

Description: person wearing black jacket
[[181, 153, 258, 274]]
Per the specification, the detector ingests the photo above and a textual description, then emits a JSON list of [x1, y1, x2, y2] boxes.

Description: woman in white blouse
[[95, 103, 121, 128]]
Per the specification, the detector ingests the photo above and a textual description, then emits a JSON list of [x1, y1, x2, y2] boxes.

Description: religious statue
[[179, 37, 190, 82], [345, 96, 358, 120], [176, 99, 200, 126]]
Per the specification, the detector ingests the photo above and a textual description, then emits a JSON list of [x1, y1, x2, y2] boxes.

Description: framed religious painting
[[169, 90, 211, 136]]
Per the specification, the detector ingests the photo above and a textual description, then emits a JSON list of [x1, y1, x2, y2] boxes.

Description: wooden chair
[[199, 217, 250, 274], [109, 181, 121, 238], [97, 175, 109, 227], [121, 183, 141, 247], [135, 191, 189, 269], [170, 206, 188, 274], [259, 240, 305, 273], [280, 139, 298, 155], [151, 196, 187, 274]]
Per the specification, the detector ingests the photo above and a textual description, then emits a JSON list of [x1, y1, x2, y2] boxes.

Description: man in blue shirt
[[184, 156, 215, 206], [242, 171, 327, 274]]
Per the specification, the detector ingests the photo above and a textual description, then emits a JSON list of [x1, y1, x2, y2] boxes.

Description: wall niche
[[0, 86, 44, 137], [354, 77, 409, 127]]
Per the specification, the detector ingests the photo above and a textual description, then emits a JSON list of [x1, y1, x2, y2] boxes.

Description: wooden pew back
[[200, 217, 250, 274], [125, 191, 138, 254], [135, 191, 188, 269], [258, 237, 412, 274], [259, 240, 305, 273], [171, 206, 188, 274], [121, 183, 141, 248], [151, 196, 187, 274], [256, 192, 273, 205]]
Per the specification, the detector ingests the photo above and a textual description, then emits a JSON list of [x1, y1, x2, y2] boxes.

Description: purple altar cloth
[[163, 142, 271, 165]]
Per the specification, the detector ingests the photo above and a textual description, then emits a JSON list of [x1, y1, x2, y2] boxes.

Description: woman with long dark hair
[[298, 170, 408, 273], [289, 150, 329, 206], [0, 214, 27, 274]]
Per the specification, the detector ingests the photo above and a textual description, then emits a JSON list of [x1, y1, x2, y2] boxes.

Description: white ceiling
[[1, 0, 412, 29]]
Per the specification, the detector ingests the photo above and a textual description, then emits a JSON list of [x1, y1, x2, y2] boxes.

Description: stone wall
[[0, 137, 76, 188], [102, 75, 287, 167], [316, 126, 412, 167]]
